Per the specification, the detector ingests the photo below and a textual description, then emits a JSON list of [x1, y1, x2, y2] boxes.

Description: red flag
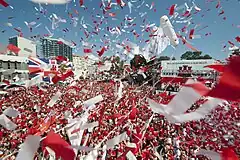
[[79, 0, 83, 6], [97, 47, 105, 57], [221, 148, 238, 160], [61, 70, 74, 80], [183, 82, 210, 96], [218, 10, 224, 16], [235, 36, 240, 43], [55, 56, 67, 62], [53, 70, 74, 84], [7, 44, 20, 54], [125, 45, 131, 52], [42, 132, 75, 160], [126, 67, 131, 73], [2, 79, 10, 85], [116, 0, 124, 7], [0, 0, 9, 7], [117, 0, 126, 7], [189, 29, 195, 39], [29, 68, 43, 74], [129, 107, 138, 120], [116, 0, 121, 5], [183, 11, 190, 17], [52, 75, 62, 84], [207, 56, 240, 101], [83, 48, 92, 53], [169, 4, 176, 16], [204, 64, 225, 72]]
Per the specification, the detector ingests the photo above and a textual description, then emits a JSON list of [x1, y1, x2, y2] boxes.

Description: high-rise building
[[9, 36, 37, 57], [40, 37, 73, 61], [36, 40, 44, 58]]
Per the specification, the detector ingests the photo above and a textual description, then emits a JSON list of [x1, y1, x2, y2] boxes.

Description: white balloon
[[143, 27, 170, 60], [160, 15, 179, 47]]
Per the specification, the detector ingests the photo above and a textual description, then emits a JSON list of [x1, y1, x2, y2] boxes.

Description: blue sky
[[0, 0, 239, 60]]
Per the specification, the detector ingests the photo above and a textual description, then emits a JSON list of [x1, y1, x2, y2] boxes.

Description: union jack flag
[[28, 56, 59, 78]]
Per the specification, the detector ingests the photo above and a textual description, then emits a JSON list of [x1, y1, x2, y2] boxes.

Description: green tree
[[158, 56, 171, 61], [130, 55, 147, 70], [180, 51, 194, 60], [115, 56, 120, 63], [201, 54, 212, 59], [181, 51, 212, 60]]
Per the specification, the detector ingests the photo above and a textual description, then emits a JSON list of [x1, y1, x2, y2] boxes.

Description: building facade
[[0, 55, 29, 82], [40, 37, 73, 62], [9, 36, 37, 57], [161, 59, 216, 79], [72, 55, 97, 78]]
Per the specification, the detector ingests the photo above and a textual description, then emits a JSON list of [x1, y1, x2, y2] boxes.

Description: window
[[8, 61, 10, 69], [15, 62, 17, 69], [24, 48, 33, 53], [17, 63, 21, 69]]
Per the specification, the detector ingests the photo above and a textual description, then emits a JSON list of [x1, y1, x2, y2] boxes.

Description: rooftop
[[0, 55, 28, 63]]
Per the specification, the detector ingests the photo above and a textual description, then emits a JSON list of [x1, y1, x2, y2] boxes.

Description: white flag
[[165, 79, 204, 115], [3, 108, 20, 118], [80, 121, 99, 130], [83, 149, 98, 160], [101, 145, 107, 160], [126, 151, 137, 160], [171, 98, 223, 123], [66, 113, 89, 155], [0, 114, 17, 130], [25, 75, 42, 88], [66, 122, 83, 155], [70, 146, 95, 152], [147, 98, 166, 114], [16, 135, 41, 160], [117, 81, 124, 100], [196, 149, 221, 160], [47, 91, 62, 107], [126, 142, 137, 148], [106, 132, 128, 149], [83, 95, 103, 107]]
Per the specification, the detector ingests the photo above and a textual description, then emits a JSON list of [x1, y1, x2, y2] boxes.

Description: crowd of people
[[0, 78, 239, 159]]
